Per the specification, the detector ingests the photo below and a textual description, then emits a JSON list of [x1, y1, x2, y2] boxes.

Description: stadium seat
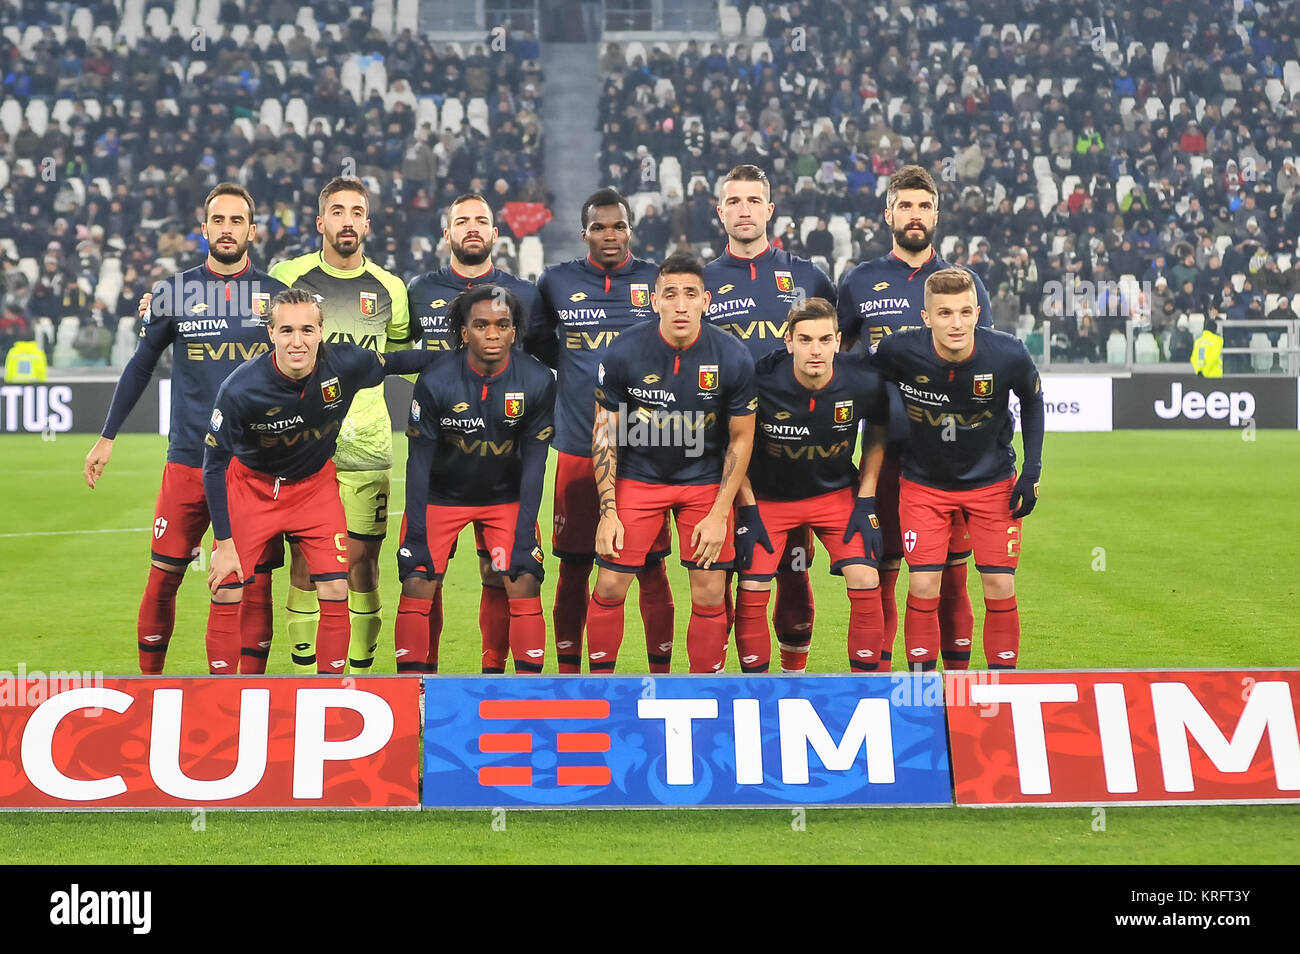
[[625, 41, 647, 65], [1144, 97, 1163, 121], [1152, 41, 1169, 73], [32, 317, 55, 356], [440, 97, 464, 132], [25, 100, 49, 138], [1277, 254, 1291, 272], [187, 60, 208, 82], [829, 217, 851, 261], [340, 56, 363, 104], [1265, 78, 1286, 108], [627, 192, 657, 223], [395, 0, 420, 36], [252, 24, 272, 50], [284, 98, 309, 135], [1134, 332, 1159, 364], [372, 0, 394, 36], [750, 40, 772, 64], [111, 322, 137, 367], [363, 60, 388, 101], [50, 99, 75, 132], [466, 97, 490, 137], [719, 5, 742, 36], [71, 7, 94, 41], [145, 7, 170, 40], [799, 215, 819, 245], [230, 24, 250, 46], [1215, 235, 1233, 258], [772, 215, 793, 240], [658, 155, 682, 195], [0, 158, 7, 191], [16, 257, 37, 287], [1250, 332, 1273, 372], [1187, 312, 1205, 336], [744, 5, 766, 37], [259, 98, 283, 136], [1230, 273, 1245, 293], [1265, 293, 1280, 313], [53, 317, 81, 367], [171, 0, 196, 29], [518, 236, 544, 281], [940, 234, 958, 259], [1106, 331, 1127, 364], [232, 116, 255, 142], [1119, 96, 1135, 116], [276, 24, 297, 47]]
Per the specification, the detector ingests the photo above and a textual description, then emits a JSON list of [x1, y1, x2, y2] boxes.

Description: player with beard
[[522, 188, 675, 673], [267, 177, 413, 674], [87, 183, 287, 673], [838, 165, 992, 672], [407, 193, 539, 673], [704, 164, 836, 673]]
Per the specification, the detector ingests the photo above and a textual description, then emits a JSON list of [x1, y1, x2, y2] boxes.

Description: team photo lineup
[[80, 163, 1043, 679]]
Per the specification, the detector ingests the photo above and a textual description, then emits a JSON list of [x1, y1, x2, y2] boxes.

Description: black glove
[[1010, 470, 1041, 519], [396, 537, 433, 581], [733, 504, 774, 572], [508, 525, 545, 582], [843, 495, 883, 561]]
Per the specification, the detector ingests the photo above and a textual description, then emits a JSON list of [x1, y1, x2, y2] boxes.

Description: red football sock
[[395, 594, 432, 673], [686, 601, 728, 673], [585, 592, 625, 672], [638, 561, 675, 672], [983, 594, 1021, 669], [316, 597, 349, 674], [204, 599, 241, 674], [939, 562, 974, 670], [508, 596, 546, 673], [878, 567, 901, 671], [734, 588, 772, 673], [847, 586, 884, 672], [480, 584, 510, 673], [903, 594, 941, 671], [773, 566, 814, 647], [778, 634, 812, 672], [137, 565, 183, 674], [554, 560, 591, 672], [238, 573, 274, 674], [428, 586, 444, 667]]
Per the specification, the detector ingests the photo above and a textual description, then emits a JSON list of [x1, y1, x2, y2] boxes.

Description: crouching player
[[733, 298, 890, 672], [871, 269, 1044, 670], [394, 285, 556, 673], [203, 288, 419, 673]]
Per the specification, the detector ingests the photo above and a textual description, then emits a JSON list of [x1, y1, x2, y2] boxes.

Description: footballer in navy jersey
[[520, 188, 676, 674], [705, 164, 834, 670], [586, 253, 757, 674], [870, 268, 1044, 672], [837, 164, 993, 671], [735, 298, 891, 672], [201, 288, 399, 675], [84, 184, 287, 674], [394, 285, 555, 674], [403, 193, 542, 673]]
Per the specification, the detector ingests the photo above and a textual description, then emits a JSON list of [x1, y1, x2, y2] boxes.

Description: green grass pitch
[[0, 430, 1297, 864]]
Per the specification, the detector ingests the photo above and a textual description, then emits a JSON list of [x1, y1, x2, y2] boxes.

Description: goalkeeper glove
[[733, 504, 774, 573], [843, 495, 883, 561], [1010, 470, 1041, 519], [507, 527, 545, 583], [396, 537, 433, 582]]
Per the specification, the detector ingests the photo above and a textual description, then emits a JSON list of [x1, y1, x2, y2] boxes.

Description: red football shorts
[[742, 488, 869, 580], [400, 502, 539, 581], [150, 462, 210, 565], [898, 475, 1021, 574], [220, 459, 348, 585], [597, 478, 733, 572], [552, 450, 671, 562], [879, 454, 972, 561]]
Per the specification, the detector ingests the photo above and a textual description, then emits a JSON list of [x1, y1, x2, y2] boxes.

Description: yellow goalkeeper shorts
[[337, 468, 391, 541]]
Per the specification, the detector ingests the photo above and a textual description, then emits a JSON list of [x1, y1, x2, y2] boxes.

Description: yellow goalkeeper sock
[[286, 585, 319, 673], [348, 589, 382, 672]]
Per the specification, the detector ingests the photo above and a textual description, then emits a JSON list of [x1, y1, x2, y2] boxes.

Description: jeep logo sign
[[1113, 376, 1298, 430]]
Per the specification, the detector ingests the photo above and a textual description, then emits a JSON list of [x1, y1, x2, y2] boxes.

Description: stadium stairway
[[539, 41, 601, 262]]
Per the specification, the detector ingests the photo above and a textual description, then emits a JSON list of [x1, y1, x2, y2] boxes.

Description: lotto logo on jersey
[[251, 292, 270, 317], [973, 373, 993, 397], [630, 283, 649, 307], [834, 401, 854, 423], [699, 365, 719, 391], [321, 378, 342, 404], [505, 392, 524, 418], [774, 271, 794, 292], [569, 292, 588, 303], [873, 281, 890, 291], [429, 298, 446, 309], [360, 291, 378, 316], [717, 283, 734, 295]]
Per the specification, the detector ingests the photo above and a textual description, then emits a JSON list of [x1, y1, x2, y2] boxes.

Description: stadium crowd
[[0, 0, 548, 365], [596, 0, 1300, 365]]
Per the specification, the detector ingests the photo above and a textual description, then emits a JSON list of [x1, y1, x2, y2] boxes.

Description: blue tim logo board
[[422, 675, 951, 807]]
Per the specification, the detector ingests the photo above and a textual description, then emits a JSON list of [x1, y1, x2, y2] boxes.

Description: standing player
[[393, 285, 556, 673], [84, 183, 287, 674], [587, 253, 757, 673], [838, 164, 993, 671], [203, 289, 408, 673], [705, 164, 837, 673], [407, 192, 540, 673], [269, 177, 413, 673], [522, 187, 676, 673], [733, 298, 890, 672], [871, 269, 1043, 670]]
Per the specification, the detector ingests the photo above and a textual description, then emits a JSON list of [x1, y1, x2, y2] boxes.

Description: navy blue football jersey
[[101, 261, 287, 466], [405, 349, 556, 506], [704, 247, 837, 359], [870, 328, 1044, 491], [522, 253, 659, 457], [596, 321, 757, 485], [407, 265, 539, 351], [838, 249, 992, 353], [749, 350, 889, 501]]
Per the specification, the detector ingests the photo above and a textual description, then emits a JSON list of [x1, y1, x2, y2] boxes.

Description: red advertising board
[[946, 670, 1300, 805], [0, 678, 420, 808]]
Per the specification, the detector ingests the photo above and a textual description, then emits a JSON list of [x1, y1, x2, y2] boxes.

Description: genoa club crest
[[360, 291, 378, 316], [630, 283, 649, 307], [321, 377, 342, 403], [505, 392, 524, 418], [834, 400, 854, 423], [774, 270, 794, 292], [251, 292, 270, 317], [973, 373, 993, 397], [699, 365, 719, 391]]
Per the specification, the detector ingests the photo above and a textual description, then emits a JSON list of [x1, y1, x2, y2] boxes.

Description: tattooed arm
[[592, 402, 624, 561], [691, 412, 756, 569]]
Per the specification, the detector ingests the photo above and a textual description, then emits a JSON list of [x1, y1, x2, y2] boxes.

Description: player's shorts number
[[334, 532, 348, 564], [374, 491, 388, 524], [1007, 525, 1020, 558]]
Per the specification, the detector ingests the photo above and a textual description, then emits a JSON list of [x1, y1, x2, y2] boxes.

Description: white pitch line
[[0, 527, 151, 539]]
